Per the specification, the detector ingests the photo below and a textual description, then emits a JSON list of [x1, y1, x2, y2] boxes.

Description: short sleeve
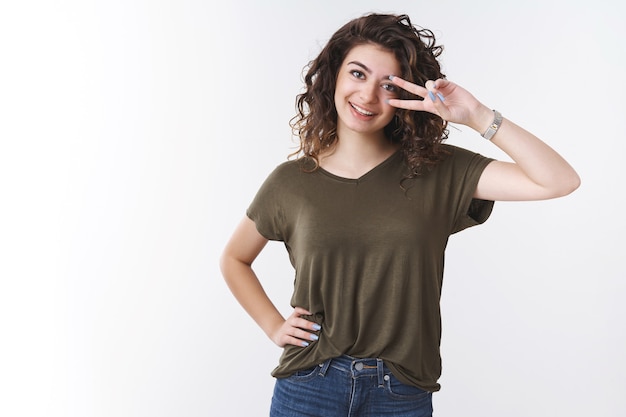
[[448, 147, 495, 234], [246, 163, 289, 241]]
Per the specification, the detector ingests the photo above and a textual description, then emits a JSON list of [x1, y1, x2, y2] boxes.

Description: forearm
[[471, 105, 581, 197], [221, 256, 285, 340]]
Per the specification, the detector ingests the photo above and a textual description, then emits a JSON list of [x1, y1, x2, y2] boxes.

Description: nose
[[359, 81, 378, 104]]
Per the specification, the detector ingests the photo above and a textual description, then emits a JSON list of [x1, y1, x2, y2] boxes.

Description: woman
[[220, 13, 580, 416]]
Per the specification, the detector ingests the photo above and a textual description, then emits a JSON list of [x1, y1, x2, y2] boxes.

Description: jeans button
[[354, 362, 364, 371]]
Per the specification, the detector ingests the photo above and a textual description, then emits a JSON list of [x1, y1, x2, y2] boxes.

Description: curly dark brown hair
[[290, 13, 449, 176]]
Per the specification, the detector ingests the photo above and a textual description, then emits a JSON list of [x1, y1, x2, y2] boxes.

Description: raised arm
[[220, 216, 321, 348], [387, 77, 581, 201]]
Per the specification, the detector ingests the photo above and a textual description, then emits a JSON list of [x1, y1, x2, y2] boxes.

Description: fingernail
[[437, 93, 445, 102], [312, 324, 322, 331], [301, 341, 310, 347], [310, 334, 319, 341], [388, 75, 395, 80], [428, 91, 436, 102]]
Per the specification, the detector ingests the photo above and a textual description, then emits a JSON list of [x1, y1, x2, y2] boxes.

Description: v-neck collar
[[317, 150, 402, 183]]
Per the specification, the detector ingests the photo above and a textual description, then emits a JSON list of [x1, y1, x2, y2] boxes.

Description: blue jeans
[[270, 355, 433, 416]]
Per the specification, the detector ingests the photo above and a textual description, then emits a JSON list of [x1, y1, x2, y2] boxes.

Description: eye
[[350, 69, 365, 79], [382, 83, 398, 94]]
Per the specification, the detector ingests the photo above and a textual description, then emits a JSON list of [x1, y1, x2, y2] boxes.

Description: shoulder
[[438, 144, 493, 168], [258, 157, 317, 189], [266, 157, 314, 178], [413, 144, 493, 184], [440, 143, 478, 159]]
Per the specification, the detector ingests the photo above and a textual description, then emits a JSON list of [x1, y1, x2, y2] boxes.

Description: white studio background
[[0, 0, 624, 416]]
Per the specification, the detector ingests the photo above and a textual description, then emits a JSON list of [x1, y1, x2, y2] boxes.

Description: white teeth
[[351, 103, 374, 116]]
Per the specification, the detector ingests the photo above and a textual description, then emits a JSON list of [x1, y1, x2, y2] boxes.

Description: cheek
[[382, 107, 397, 124], [333, 81, 345, 107], [333, 88, 340, 106]]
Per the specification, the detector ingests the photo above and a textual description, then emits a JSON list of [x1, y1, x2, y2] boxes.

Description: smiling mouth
[[350, 102, 375, 116]]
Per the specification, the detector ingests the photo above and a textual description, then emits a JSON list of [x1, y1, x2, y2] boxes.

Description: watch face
[[483, 111, 502, 140]]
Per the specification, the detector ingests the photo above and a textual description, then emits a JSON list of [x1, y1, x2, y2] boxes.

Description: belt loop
[[376, 358, 384, 387], [318, 358, 332, 377]]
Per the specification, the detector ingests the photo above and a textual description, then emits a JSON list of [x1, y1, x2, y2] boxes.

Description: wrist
[[267, 318, 286, 346], [470, 105, 497, 134], [481, 110, 503, 140]]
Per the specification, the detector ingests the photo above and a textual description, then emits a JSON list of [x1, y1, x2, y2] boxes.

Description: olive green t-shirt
[[247, 144, 494, 392]]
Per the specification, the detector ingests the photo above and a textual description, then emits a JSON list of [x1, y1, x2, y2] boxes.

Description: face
[[334, 43, 401, 139]]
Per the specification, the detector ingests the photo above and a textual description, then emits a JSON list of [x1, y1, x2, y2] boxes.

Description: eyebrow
[[347, 60, 393, 79], [348, 61, 372, 73], [347, 61, 371, 74]]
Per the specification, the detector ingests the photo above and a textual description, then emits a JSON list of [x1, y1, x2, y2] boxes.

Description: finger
[[389, 75, 428, 99], [282, 335, 313, 348], [292, 316, 322, 332], [281, 325, 320, 347], [292, 327, 320, 342], [423, 79, 446, 103], [291, 306, 321, 331], [388, 76, 442, 111], [282, 323, 319, 342], [431, 78, 449, 90], [292, 306, 312, 316], [287, 310, 322, 332], [386, 98, 428, 112], [421, 79, 446, 103]]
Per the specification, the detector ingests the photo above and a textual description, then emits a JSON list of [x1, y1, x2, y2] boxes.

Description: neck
[[319, 128, 398, 179]]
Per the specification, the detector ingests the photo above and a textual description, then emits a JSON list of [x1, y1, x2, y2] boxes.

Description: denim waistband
[[318, 355, 387, 386]]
